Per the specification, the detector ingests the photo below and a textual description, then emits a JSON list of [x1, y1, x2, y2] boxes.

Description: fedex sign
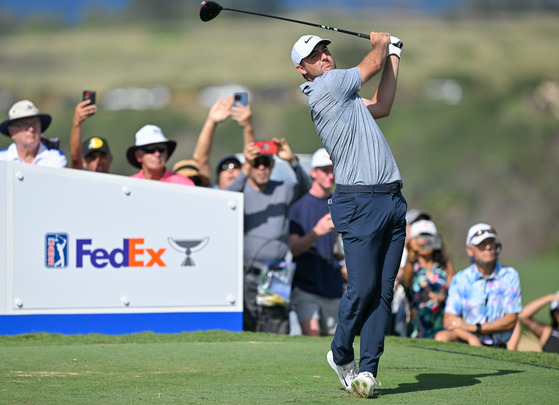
[[76, 238, 166, 268]]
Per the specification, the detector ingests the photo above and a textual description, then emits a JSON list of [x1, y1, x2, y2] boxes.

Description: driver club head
[[199, 1, 223, 22]]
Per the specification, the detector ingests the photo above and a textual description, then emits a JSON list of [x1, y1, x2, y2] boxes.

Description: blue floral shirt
[[445, 262, 522, 345]]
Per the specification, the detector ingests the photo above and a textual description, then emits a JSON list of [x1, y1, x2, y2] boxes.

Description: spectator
[[434, 223, 522, 349], [0, 100, 66, 167], [192, 95, 254, 189], [173, 159, 211, 187], [518, 291, 559, 353], [69, 99, 112, 173], [402, 219, 451, 338], [228, 138, 311, 334], [288, 148, 344, 337], [390, 209, 433, 337], [292, 32, 405, 397], [126, 125, 194, 186]]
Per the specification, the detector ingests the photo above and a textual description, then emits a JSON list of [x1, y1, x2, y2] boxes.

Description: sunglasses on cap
[[220, 161, 241, 172], [252, 156, 273, 168], [472, 227, 497, 239], [140, 145, 167, 154]]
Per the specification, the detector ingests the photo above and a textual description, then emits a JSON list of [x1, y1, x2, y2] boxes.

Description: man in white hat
[[289, 148, 344, 337], [126, 125, 193, 185], [0, 100, 67, 167], [434, 223, 522, 349]]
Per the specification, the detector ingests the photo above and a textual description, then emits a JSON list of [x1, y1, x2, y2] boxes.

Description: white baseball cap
[[466, 223, 499, 246], [291, 35, 331, 67], [409, 220, 438, 239], [310, 148, 332, 168]]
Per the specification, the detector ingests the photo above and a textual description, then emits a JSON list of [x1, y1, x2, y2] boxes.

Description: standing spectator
[[228, 138, 310, 334], [434, 223, 522, 349], [0, 100, 66, 167], [292, 32, 405, 397], [126, 125, 193, 186], [289, 148, 344, 337], [192, 95, 254, 189], [518, 291, 559, 353], [69, 99, 113, 173], [402, 219, 451, 338]]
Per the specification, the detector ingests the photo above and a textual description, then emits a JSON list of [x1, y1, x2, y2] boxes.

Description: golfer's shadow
[[379, 369, 523, 396]]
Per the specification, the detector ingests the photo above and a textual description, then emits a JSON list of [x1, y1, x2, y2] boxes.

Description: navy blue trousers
[[329, 188, 407, 376]]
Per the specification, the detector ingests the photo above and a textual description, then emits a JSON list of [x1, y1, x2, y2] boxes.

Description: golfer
[[292, 33, 406, 398]]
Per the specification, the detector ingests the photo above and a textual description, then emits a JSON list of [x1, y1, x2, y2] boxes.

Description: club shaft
[[223, 7, 370, 39]]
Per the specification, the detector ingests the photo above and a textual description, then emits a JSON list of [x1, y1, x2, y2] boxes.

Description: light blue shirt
[[445, 262, 522, 345], [300, 67, 401, 186]]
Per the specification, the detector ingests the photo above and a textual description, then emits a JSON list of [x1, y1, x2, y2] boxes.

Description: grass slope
[[1, 331, 558, 404]]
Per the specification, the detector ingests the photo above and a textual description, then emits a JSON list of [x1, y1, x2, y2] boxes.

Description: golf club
[[199, 1, 402, 48]]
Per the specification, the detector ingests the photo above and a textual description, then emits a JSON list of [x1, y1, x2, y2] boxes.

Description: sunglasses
[[140, 145, 167, 154], [472, 227, 497, 238], [252, 157, 272, 168], [220, 162, 241, 171]]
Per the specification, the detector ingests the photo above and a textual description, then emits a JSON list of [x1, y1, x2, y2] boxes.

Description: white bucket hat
[[291, 35, 331, 66], [310, 148, 332, 168], [126, 124, 177, 168], [0, 100, 52, 136]]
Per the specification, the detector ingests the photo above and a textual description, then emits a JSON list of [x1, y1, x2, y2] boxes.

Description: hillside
[[0, 11, 558, 261]]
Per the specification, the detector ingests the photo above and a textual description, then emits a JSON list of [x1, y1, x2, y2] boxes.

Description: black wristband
[[476, 323, 482, 334]]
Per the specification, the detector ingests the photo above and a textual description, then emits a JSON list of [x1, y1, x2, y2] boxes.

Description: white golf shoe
[[351, 371, 381, 398], [327, 350, 358, 393]]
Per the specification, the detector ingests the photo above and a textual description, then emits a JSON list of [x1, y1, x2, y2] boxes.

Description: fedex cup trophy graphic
[[168, 237, 209, 266]]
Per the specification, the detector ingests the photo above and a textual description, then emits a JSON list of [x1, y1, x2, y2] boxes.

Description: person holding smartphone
[[69, 93, 113, 173]]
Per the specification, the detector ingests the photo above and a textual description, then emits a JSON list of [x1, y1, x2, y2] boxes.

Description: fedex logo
[[76, 238, 166, 268]]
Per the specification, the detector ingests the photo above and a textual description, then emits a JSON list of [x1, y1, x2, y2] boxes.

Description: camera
[[234, 92, 247, 106], [418, 234, 442, 250], [254, 140, 277, 155], [82, 90, 96, 115]]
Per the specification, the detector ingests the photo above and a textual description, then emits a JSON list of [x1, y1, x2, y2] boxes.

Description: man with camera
[[227, 137, 310, 334]]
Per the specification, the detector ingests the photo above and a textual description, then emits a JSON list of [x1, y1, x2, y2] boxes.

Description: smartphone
[[234, 92, 247, 106], [254, 140, 278, 155], [82, 90, 96, 115]]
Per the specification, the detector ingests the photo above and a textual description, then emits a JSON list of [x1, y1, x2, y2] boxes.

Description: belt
[[337, 181, 403, 195]]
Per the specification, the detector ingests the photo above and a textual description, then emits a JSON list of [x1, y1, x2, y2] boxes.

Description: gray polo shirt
[[300, 67, 401, 186]]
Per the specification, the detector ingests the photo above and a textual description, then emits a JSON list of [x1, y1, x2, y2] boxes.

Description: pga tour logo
[[45, 233, 69, 268]]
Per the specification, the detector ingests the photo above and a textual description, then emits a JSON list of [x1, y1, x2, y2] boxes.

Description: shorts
[[291, 287, 340, 336]]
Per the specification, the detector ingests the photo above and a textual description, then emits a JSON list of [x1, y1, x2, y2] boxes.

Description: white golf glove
[[388, 35, 403, 59]]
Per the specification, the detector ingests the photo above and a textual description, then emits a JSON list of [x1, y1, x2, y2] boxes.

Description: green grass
[[1, 331, 558, 404]]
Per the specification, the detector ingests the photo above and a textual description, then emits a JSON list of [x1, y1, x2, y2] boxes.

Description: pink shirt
[[131, 168, 194, 186]]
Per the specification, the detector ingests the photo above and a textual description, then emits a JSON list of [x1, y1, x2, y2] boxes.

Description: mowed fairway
[[1, 331, 557, 404]]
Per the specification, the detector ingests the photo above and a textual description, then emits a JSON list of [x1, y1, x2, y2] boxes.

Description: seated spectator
[[0, 100, 66, 167], [403, 219, 451, 338], [192, 95, 254, 189], [289, 148, 344, 337], [434, 223, 522, 349], [228, 138, 311, 334], [390, 209, 433, 337], [173, 159, 211, 187], [126, 125, 193, 185], [518, 291, 559, 353], [69, 99, 112, 173]]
